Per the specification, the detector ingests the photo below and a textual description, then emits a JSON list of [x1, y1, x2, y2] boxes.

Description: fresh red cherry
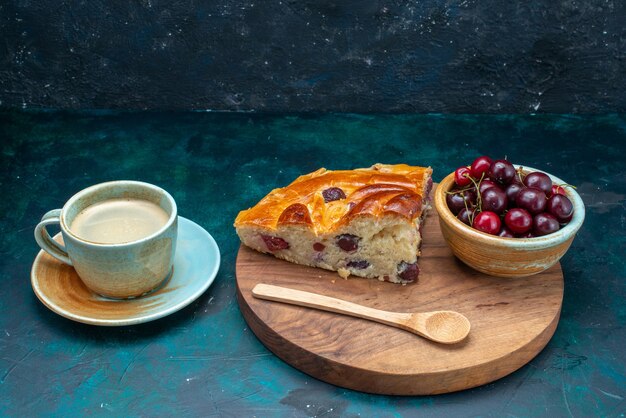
[[470, 156, 492, 179], [446, 187, 477, 215], [451, 156, 576, 239], [461, 188, 478, 205], [505, 182, 524, 207], [504, 208, 533, 234], [446, 187, 477, 212], [560, 213, 573, 223], [446, 192, 466, 215], [498, 227, 515, 238], [478, 179, 500, 195], [533, 213, 560, 236], [454, 166, 472, 187], [457, 207, 475, 226], [512, 169, 525, 185], [547, 194, 574, 223], [489, 159, 516, 185], [473, 211, 501, 235], [523, 172, 552, 195], [551, 184, 567, 197], [481, 187, 508, 214], [516, 187, 547, 214]]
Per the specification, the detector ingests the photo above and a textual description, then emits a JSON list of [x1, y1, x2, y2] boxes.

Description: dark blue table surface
[[1, 110, 624, 416]]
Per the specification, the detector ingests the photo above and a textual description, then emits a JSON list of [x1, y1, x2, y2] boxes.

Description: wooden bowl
[[433, 166, 585, 278]]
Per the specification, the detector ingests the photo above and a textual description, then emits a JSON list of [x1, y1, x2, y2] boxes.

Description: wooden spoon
[[252, 283, 471, 344]]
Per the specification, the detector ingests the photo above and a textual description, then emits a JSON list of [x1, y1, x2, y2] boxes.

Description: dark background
[[1, 0, 625, 112]]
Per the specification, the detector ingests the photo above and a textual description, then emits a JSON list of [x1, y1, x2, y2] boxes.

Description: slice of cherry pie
[[234, 163, 433, 284]]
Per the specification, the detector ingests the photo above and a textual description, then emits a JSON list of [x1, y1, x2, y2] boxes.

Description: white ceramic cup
[[34, 181, 178, 299]]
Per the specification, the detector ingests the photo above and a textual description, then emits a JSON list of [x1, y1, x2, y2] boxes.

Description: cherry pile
[[446, 156, 575, 237]]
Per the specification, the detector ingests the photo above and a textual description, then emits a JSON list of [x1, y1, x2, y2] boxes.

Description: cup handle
[[34, 209, 72, 265]]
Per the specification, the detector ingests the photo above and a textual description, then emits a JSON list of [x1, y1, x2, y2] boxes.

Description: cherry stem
[[444, 185, 474, 195], [516, 166, 526, 184], [466, 172, 484, 213], [465, 197, 475, 226]]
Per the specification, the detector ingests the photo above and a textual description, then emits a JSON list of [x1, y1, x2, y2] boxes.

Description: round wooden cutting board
[[236, 187, 564, 395]]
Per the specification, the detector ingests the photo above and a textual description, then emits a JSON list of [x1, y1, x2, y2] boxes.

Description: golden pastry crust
[[234, 163, 433, 235]]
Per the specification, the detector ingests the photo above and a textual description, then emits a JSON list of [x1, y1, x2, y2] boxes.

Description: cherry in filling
[[322, 187, 346, 203], [397, 261, 419, 282], [347, 260, 370, 269], [336, 234, 360, 252], [261, 235, 289, 251]]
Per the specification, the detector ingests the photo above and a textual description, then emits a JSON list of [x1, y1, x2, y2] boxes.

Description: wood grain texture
[[251, 284, 470, 344], [236, 185, 564, 395]]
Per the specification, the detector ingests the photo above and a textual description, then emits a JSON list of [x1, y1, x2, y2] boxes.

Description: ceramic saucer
[[31, 216, 220, 326]]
